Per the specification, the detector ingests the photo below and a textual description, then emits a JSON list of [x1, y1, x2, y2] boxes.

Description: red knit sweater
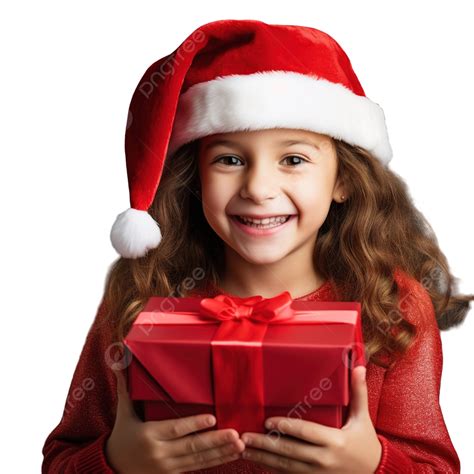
[[42, 269, 460, 473]]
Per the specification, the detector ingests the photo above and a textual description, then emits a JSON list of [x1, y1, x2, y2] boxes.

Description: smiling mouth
[[232, 215, 292, 229]]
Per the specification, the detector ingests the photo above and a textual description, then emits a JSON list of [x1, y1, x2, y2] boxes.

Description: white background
[[1, 1, 473, 472]]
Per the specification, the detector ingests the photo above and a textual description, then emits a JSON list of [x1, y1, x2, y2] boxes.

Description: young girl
[[42, 19, 472, 473]]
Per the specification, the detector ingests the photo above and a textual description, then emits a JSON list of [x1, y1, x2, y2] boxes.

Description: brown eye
[[215, 155, 244, 166], [282, 155, 307, 166]]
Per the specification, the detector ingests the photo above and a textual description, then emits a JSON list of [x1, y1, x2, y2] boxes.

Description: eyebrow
[[279, 139, 320, 150], [203, 138, 320, 151]]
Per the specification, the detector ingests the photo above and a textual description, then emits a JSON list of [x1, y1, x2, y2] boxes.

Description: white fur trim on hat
[[110, 208, 162, 258], [167, 71, 392, 164]]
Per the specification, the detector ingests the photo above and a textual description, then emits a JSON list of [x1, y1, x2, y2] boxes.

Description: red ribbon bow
[[199, 290, 295, 323]]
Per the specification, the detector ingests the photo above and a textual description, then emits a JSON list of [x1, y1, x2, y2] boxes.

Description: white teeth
[[235, 215, 291, 228], [239, 215, 289, 224]]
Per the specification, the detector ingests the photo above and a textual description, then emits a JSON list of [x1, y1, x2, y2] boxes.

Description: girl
[[42, 19, 472, 473]]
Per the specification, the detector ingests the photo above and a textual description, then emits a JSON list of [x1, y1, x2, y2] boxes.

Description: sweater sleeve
[[41, 299, 118, 473], [373, 277, 460, 473]]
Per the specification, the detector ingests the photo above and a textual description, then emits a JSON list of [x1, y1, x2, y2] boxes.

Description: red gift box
[[123, 291, 366, 435]]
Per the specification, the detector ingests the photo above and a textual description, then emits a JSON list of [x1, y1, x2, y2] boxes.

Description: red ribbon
[[199, 291, 295, 322], [198, 291, 294, 433]]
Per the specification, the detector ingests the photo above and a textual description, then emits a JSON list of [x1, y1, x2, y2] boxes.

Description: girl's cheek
[[205, 179, 238, 207], [206, 185, 230, 208], [297, 190, 333, 227]]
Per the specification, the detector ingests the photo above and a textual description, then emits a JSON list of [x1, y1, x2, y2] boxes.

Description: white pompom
[[110, 208, 162, 258]]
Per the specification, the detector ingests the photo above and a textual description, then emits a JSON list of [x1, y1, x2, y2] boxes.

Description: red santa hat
[[110, 19, 392, 259]]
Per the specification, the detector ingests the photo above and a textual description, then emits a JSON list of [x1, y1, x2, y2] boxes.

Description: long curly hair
[[103, 137, 472, 369]]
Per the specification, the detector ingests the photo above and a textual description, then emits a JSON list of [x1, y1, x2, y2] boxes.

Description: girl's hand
[[105, 367, 245, 474], [240, 366, 382, 473]]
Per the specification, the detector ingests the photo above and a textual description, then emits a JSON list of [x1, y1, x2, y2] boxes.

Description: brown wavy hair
[[103, 137, 472, 369]]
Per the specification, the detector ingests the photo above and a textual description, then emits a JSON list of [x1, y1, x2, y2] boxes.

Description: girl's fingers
[[266, 417, 338, 446], [112, 368, 138, 421], [186, 451, 241, 470], [347, 365, 369, 421], [243, 447, 315, 472], [241, 432, 323, 464], [165, 428, 241, 457], [170, 439, 244, 471], [146, 413, 217, 440]]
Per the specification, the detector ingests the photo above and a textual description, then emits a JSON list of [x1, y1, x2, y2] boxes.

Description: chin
[[235, 247, 289, 266]]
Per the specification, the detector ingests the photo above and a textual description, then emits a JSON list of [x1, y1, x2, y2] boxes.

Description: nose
[[239, 162, 279, 202]]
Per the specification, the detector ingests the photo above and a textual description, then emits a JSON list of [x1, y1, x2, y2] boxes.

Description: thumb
[[112, 367, 138, 421], [347, 365, 369, 422]]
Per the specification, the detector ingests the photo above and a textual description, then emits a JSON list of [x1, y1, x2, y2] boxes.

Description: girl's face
[[197, 128, 346, 265]]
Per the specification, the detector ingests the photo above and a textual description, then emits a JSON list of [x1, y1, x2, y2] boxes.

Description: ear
[[332, 177, 348, 203]]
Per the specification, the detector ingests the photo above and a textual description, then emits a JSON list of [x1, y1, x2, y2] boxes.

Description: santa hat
[[110, 19, 392, 259]]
